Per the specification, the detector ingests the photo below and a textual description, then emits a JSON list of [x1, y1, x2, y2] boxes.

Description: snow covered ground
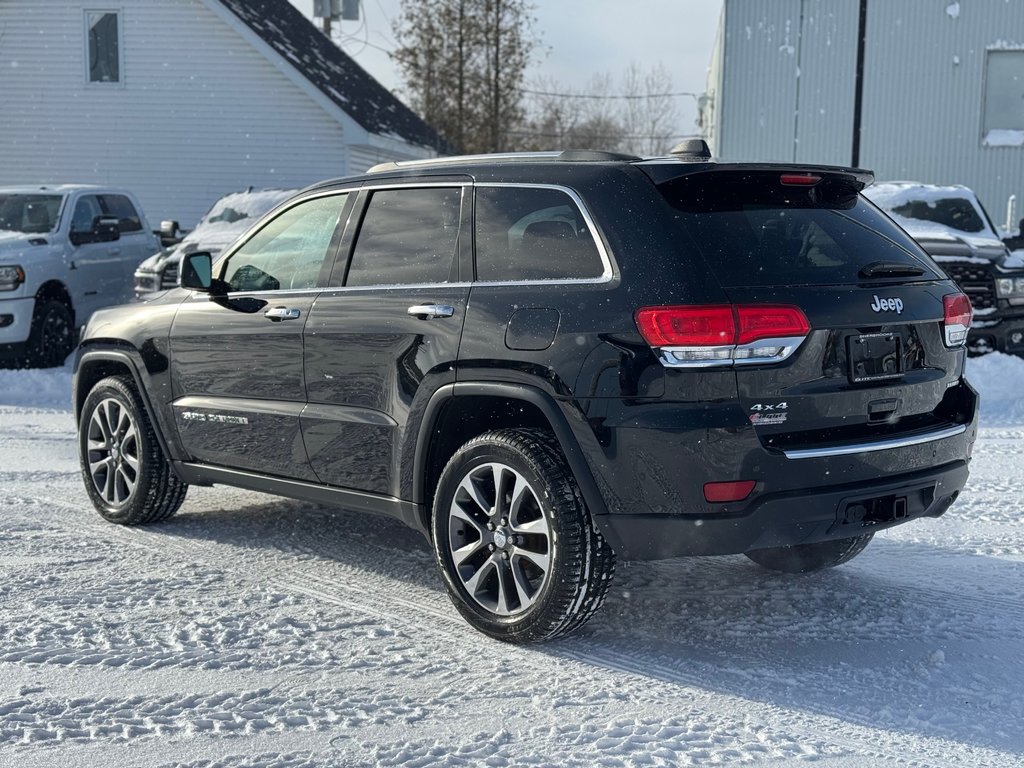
[[2, 356, 1023, 767]]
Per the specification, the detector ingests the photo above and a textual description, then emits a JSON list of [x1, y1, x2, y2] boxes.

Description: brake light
[[780, 173, 821, 186], [636, 304, 811, 368], [704, 480, 756, 503], [736, 305, 810, 344], [943, 293, 972, 347], [634, 305, 733, 346]]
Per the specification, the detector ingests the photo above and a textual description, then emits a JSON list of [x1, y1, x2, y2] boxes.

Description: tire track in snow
[[16, 490, 1023, 767]]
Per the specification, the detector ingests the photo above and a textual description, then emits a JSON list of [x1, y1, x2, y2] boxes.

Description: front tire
[[432, 429, 615, 643], [744, 533, 874, 573], [26, 298, 74, 368], [79, 375, 187, 525]]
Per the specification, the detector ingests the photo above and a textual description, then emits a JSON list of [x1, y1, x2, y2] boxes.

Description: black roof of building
[[216, 0, 444, 151]]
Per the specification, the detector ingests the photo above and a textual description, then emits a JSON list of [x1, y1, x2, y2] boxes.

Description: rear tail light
[[636, 304, 810, 368], [942, 293, 972, 347]]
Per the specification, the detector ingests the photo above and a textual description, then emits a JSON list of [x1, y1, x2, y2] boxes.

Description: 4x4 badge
[[870, 295, 904, 314]]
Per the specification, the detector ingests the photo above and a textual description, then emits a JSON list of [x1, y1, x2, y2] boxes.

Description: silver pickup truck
[[0, 185, 159, 367]]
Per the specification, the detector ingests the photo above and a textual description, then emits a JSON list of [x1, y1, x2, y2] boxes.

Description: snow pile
[[983, 129, 1024, 148], [0, 357, 72, 409], [965, 352, 1024, 425]]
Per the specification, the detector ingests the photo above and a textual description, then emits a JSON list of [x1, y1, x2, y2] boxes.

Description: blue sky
[[288, 0, 723, 135]]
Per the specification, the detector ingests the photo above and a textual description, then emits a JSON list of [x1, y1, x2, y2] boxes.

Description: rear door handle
[[109, 248, 122, 256], [407, 304, 455, 320], [264, 306, 301, 321]]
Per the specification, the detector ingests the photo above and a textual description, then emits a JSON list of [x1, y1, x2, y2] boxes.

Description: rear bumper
[[595, 460, 969, 560]]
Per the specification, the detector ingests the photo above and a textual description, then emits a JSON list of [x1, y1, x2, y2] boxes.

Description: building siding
[[861, 1, 1024, 221], [0, 0, 422, 226], [711, 0, 1024, 219]]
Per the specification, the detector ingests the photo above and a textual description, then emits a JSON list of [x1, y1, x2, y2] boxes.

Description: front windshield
[[0, 194, 64, 234], [888, 197, 986, 234]]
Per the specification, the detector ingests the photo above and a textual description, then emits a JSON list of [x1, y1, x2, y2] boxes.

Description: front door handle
[[109, 248, 122, 256], [264, 306, 301, 321], [407, 304, 455, 320]]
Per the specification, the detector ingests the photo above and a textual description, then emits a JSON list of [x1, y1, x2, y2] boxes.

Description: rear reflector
[[942, 293, 972, 347], [704, 480, 756, 503], [780, 173, 821, 186], [636, 304, 811, 368]]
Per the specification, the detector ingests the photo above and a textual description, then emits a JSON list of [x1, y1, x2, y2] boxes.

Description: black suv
[[73, 146, 978, 643]]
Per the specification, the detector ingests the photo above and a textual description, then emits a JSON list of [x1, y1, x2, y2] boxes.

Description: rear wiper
[[858, 261, 925, 278]]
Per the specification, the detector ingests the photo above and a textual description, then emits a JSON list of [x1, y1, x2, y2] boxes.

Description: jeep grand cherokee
[[73, 144, 978, 642]]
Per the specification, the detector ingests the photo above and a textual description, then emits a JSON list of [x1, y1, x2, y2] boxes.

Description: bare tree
[[392, 0, 536, 153], [620, 62, 681, 156]]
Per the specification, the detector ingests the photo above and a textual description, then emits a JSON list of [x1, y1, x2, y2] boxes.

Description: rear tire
[[79, 375, 188, 525], [744, 533, 874, 574], [26, 298, 74, 368], [432, 428, 615, 643]]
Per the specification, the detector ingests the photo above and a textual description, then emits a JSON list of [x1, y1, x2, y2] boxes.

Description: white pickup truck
[[0, 185, 160, 367]]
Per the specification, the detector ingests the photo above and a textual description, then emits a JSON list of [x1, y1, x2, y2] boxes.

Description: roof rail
[[367, 149, 641, 174]]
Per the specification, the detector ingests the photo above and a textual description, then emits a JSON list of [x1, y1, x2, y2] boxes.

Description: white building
[[702, 0, 1024, 222], [0, 0, 442, 226]]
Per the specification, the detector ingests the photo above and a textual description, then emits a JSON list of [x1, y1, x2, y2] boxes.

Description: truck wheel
[[432, 428, 615, 643], [26, 298, 74, 368], [79, 375, 187, 525], [744, 533, 874, 574]]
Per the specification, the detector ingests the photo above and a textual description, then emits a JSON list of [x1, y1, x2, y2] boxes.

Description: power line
[[522, 88, 700, 101]]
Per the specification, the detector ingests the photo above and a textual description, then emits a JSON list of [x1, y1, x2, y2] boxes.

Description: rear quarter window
[[662, 172, 940, 287], [474, 186, 606, 282]]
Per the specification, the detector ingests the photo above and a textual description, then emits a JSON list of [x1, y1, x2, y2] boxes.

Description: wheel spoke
[[457, 474, 493, 517], [510, 557, 536, 610], [462, 554, 497, 597], [508, 473, 531, 523], [494, 465, 514, 518], [452, 538, 486, 567], [512, 545, 550, 573], [450, 502, 486, 535], [494, 559, 514, 614], [510, 516, 547, 536], [103, 460, 116, 502], [103, 401, 118, 441]]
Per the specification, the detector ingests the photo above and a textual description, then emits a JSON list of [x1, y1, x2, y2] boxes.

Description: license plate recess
[[848, 332, 902, 384]]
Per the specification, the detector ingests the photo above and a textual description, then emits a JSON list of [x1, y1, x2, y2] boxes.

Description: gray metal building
[[702, 0, 1024, 223]]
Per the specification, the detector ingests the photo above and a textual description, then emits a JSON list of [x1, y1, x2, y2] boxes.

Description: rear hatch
[[647, 166, 972, 453]]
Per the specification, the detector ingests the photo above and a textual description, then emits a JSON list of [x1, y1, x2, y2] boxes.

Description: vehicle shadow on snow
[[149, 497, 1023, 755]]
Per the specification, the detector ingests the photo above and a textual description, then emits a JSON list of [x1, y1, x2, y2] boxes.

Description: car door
[[66, 193, 121, 320], [97, 193, 158, 304], [168, 191, 350, 480], [302, 181, 471, 497]]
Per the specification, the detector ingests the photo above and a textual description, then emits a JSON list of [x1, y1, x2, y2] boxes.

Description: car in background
[[0, 185, 159, 367], [865, 181, 1024, 356], [133, 188, 295, 298]]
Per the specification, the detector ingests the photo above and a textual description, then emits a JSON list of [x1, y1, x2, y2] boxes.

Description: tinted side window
[[345, 187, 462, 287], [98, 194, 142, 232], [222, 194, 346, 292], [475, 187, 605, 282]]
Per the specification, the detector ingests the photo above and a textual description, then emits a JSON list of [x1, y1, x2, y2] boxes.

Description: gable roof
[[215, 0, 443, 151]]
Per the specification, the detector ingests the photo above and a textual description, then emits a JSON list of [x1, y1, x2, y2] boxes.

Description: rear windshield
[[661, 172, 940, 287]]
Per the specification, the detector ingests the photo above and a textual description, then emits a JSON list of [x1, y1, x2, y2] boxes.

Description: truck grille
[[161, 262, 179, 290], [941, 263, 996, 311]]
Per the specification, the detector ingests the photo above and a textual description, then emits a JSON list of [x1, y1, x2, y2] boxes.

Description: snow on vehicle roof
[[176, 188, 296, 253], [865, 181, 1003, 248]]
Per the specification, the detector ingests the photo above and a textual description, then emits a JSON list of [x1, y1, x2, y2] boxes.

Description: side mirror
[[71, 215, 120, 246], [94, 216, 121, 243], [181, 251, 214, 292], [156, 219, 184, 247]]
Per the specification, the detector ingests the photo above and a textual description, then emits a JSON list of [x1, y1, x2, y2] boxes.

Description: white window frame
[[84, 8, 124, 86], [981, 49, 1024, 146]]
